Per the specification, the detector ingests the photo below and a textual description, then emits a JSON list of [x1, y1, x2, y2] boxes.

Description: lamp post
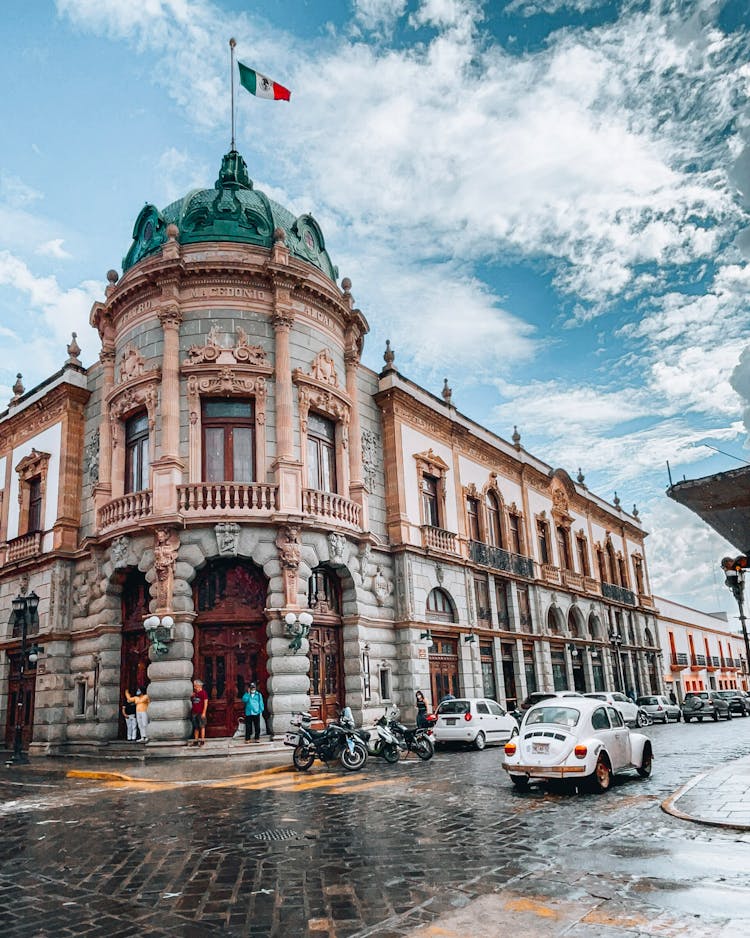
[[721, 557, 750, 688], [284, 611, 314, 652], [7, 590, 40, 766], [143, 614, 175, 656], [608, 629, 625, 693]]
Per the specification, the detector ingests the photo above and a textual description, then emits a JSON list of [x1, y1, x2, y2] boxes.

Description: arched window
[[547, 607, 562, 635], [644, 626, 654, 647], [426, 588, 457, 623], [606, 541, 618, 585], [466, 495, 481, 541], [568, 607, 585, 638], [486, 491, 502, 548], [307, 566, 341, 614]]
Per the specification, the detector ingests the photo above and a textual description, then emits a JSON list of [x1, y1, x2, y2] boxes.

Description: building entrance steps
[[662, 753, 750, 830]]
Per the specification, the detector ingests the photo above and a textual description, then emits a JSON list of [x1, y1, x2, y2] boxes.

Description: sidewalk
[[1, 736, 292, 783], [662, 753, 750, 830]]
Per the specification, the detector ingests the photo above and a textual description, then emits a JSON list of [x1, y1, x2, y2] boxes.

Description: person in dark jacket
[[415, 690, 429, 729]]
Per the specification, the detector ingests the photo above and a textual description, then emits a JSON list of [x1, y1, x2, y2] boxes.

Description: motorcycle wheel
[[413, 736, 434, 761], [293, 745, 315, 771], [340, 741, 367, 771], [382, 743, 400, 764]]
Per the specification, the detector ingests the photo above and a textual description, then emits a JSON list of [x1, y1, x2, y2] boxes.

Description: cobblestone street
[[2, 719, 750, 937]]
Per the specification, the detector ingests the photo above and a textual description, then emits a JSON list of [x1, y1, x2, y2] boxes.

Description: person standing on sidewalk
[[122, 692, 138, 741], [126, 687, 150, 742], [242, 682, 265, 743], [190, 679, 209, 746]]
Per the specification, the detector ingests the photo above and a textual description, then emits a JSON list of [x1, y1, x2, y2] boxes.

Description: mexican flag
[[238, 62, 291, 101]]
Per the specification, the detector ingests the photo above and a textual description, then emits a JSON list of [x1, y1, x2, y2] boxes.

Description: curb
[[661, 763, 750, 832]]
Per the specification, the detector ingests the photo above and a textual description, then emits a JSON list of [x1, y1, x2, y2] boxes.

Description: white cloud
[[0, 172, 43, 208], [353, 0, 407, 34], [36, 238, 72, 260], [505, 0, 609, 16], [0, 250, 100, 347], [155, 147, 210, 204]]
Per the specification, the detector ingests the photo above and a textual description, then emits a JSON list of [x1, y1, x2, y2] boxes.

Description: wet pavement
[[663, 751, 750, 829], [2, 718, 750, 937]]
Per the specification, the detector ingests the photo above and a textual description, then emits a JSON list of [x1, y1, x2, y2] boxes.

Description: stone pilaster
[[272, 302, 303, 512], [151, 306, 183, 517], [28, 638, 71, 751], [345, 333, 368, 529], [93, 346, 115, 516], [265, 616, 310, 736], [146, 615, 195, 741]]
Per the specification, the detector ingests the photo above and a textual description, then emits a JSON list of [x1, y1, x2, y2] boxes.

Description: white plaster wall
[[7, 422, 62, 540], [400, 425, 457, 532], [456, 455, 523, 508]]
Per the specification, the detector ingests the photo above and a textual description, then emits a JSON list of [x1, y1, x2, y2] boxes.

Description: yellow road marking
[[504, 897, 558, 919], [326, 779, 398, 794], [66, 770, 133, 782]]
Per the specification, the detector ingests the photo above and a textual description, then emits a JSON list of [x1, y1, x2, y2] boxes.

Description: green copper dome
[[122, 150, 338, 281]]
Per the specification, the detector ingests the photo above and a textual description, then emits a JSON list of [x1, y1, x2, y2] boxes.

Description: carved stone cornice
[[183, 326, 271, 371], [293, 354, 352, 432], [107, 371, 160, 447], [0, 383, 91, 452]]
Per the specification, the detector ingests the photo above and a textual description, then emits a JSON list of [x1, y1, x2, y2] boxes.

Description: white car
[[502, 697, 653, 792], [583, 691, 647, 727], [433, 698, 518, 750]]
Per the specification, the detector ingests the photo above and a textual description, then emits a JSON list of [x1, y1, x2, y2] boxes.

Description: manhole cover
[[252, 828, 303, 841]]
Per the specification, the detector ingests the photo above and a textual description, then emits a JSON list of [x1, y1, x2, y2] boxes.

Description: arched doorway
[[193, 559, 268, 738], [4, 654, 37, 750], [307, 566, 345, 725], [119, 569, 151, 739]]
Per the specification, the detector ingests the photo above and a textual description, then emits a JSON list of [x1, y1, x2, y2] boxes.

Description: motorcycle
[[354, 711, 402, 764], [385, 708, 434, 760], [283, 711, 368, 772]]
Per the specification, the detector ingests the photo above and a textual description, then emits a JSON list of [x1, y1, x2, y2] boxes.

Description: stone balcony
[[178, 483, 278, 519], [670, 652, 689, 670], [98, 491, 153, 533], [422, 525, 459, 554], [468, 541, 534, 578], [601, 581, 637, 606], [6, 531, 43, 563], [302, 489, 362, 529]]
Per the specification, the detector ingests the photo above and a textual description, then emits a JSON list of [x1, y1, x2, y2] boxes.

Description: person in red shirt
[[189, 678, 209, 747]]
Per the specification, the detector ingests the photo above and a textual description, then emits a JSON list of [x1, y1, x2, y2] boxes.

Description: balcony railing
[[541, 563, 563, 586], [562, 569, 584, 591], [583, 576, 601, 595], [670, 652, 689, 670], [638, 593, 655, 608], [423, 525, 459, 554], [6, 531, 42, 563], [469, 540, 534, 578], [98, 491, 153, 531], [303, 489, 361, 528], [691, 654, 707, 668], [178, 483, 278, 517], [601, 581, 637, 606]]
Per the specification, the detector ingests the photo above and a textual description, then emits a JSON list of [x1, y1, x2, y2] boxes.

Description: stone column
[[146, 615, 194, 741], [151, 307, 183, 518], [28, 638, 72, 752], [265, 615, 310, 736], [93, 346, 116, 516], [272, 297, 303, 512], [344, 324, 368, 529]]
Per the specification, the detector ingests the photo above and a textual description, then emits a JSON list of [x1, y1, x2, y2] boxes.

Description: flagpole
[[229, 37, 236, 150]]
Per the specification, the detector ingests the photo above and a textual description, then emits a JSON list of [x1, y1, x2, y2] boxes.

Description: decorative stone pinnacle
[[442, 378, 453, 405], [341, 277, 351, 294], [632, 504, 639, 519], [12, 373, 24, 400], [67, 332, 82, 366], [166, 223, 179, 241], [512, 425, 521, 450], [382, 339, 395, 373], [613, 491, 621, 509], [106, 269, 119, 285], [576, 467, 585, 485], [273, 227, 286, 244]]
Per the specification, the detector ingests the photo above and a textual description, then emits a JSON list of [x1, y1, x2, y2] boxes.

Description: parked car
[[714, 690, 749, 716], [502, 697, 653, 793], [682, 691, 732, 722], [636, 694, 681, 723], [519, 691, 584, 711], [433, 698, 518, 750], [583, 692, 647, 727]]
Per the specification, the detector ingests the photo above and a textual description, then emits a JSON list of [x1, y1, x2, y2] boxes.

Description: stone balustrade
[[98, 491, 153, 532], [6, 531, 42, 563], [302, 489, 362, 528], [421, 525, 458, 554], [178, 482, 278, 517]]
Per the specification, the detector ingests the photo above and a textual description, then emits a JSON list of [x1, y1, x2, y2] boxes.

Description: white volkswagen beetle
[[501, 697, 653, 793]]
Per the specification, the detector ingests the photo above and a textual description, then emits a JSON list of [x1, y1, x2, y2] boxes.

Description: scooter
[[385, 707, 434, 760], [354, 710, 402, 764]]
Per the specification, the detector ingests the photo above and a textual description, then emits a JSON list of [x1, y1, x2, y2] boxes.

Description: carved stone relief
[[308, 349, 339, 387], [370, 565, 392, 606], [327, 532, 347, 566], [361, 429, 381, 492], [49, 562, 71, 631], [185, 326, 269, 366], [276, 524, 301, 606], [119, 345, 146, 383], [154, 527, 180, 612], [83, 429, 100, 486], [71, 559, 102, 619], [110, 536, 130, 569], [358, 542, 373, 581], [215, 522, 241, 557]]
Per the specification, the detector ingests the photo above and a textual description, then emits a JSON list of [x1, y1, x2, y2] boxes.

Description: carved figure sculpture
[[215, 522, 241, 557], [110, 536, 130, 569], [327, 532, 346, 566], [310, 349, 339, 386], [154, 527, 180, 612], [276, 524, 301, 606], [372, 565, 391, 606]]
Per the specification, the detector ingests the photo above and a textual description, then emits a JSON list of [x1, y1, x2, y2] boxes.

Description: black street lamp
[[608, 629, 625, 692], [722, 557, 750, 689], [7, 590, 40, 766]]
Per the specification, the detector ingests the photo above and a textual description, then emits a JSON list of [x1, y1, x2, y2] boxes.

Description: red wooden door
[[5, 654, 36, 749], [308, 625, 344, 725], [429, 637, 459, 710], [193, 560, 268, 739]]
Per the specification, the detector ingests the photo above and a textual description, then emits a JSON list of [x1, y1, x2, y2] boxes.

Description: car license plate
[[283, 732, 300, 747], [445, 718, 457, 726], [532, 742, 549, 754]]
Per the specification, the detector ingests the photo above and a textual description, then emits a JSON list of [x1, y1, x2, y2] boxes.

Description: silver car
[[636, 694, 681, 723]]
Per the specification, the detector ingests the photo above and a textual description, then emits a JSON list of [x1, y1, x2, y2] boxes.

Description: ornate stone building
[[0, 150, 663, 754]]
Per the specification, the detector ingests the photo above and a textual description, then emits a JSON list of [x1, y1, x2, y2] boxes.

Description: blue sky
[[2, 0, 750, 615]]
